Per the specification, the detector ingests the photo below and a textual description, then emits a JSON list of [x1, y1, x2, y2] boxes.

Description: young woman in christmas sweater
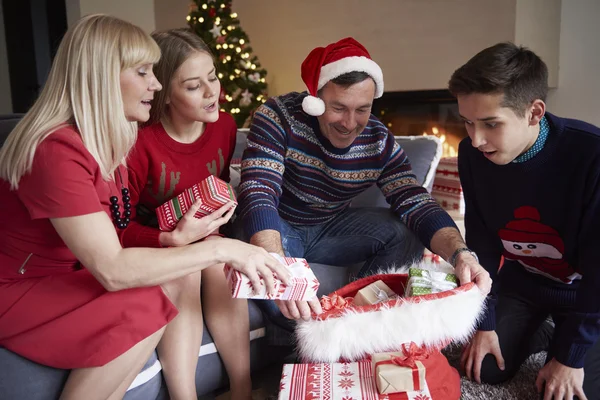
[[0, 16, 287, 400], [121, 28, 253, 400]]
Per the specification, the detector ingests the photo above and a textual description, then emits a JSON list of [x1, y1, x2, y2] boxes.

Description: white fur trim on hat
[[318, 56, 384, 98], [302, 95, 326, 116], [295, 263, 486, 363]]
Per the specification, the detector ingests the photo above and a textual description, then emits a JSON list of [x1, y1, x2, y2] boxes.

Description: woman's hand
[[160, 200, 236, 247], [218, 239, 291, 296]]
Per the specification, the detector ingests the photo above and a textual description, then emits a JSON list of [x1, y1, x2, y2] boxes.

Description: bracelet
[[448, 247, 479, 268]]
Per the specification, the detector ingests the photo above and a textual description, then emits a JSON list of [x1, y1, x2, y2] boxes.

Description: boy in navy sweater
[[451, 42, 600, 399]]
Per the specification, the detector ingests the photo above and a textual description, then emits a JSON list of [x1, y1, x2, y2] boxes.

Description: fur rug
[[444, 345, 545, 400]]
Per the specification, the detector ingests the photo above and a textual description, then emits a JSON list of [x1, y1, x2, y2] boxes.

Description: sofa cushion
[[0, 114, 24, 147], [351, 135, 442, 208]]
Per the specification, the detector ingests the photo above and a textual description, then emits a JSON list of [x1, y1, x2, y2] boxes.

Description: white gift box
[[224, 254, 320, 301]]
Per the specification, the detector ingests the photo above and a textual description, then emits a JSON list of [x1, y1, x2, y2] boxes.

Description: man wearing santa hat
[[237, 37, 490, 324]]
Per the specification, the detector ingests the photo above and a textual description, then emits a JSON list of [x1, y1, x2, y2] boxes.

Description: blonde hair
[[145, 28, 214, 126], [0, 14, 160, 189]]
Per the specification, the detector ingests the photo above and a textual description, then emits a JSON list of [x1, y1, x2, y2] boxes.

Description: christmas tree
[[187, 0, 268, 127]]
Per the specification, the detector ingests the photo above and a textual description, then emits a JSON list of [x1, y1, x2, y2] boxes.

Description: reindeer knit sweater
[[238, 91, 456, 247], [121, 112, 236, 248]]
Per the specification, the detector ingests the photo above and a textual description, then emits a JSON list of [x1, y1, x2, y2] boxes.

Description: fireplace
[[372, 90, 467, 158]]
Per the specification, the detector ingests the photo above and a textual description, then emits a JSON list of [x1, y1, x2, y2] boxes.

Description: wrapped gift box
[[278, 360, 431, 400], [406, 267, 458, 297], [155, 175, 237, 232], [224, 254, 319, 301], [372, 344, 428, 394], [353, 280, 398, 306], [431, 157, 464, 215]]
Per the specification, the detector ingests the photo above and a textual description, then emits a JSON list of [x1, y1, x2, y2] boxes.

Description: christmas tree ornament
[[240, 89, 253, 107], [209, 23, 222, 38]]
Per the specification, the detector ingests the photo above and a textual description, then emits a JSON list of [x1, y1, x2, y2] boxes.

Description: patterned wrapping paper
[[224, 254, 320, 301], [406, 267, 458, 297], [278, 360, 432, 400], [431, 157, 465, 214], [155, 175, 237, 232]]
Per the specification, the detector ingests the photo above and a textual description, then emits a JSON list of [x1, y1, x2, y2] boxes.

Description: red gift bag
[[295, 265, 486, 400]]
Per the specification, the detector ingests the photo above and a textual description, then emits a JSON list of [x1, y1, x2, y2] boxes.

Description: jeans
[[236, 207, 425, 345], [478, 288, 600, 399], [279, 207, 424, 277]]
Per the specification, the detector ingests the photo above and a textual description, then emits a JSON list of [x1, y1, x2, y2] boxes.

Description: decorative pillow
[[351, 135, 442, 208]]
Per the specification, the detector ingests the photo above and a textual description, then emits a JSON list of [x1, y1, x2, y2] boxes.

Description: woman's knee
[[161, 272, 202, 305]]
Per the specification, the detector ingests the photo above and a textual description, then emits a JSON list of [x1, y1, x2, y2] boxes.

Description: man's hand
[[455, 251, 492, 296], [275, 298, 323, 321], [536, 358, 587, 400], [461, 330, 505, 383]]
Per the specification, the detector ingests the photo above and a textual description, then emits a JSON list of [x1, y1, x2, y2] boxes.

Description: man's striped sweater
[[238, 92, 456, 247]]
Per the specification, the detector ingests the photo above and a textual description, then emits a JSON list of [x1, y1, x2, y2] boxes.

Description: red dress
[[0, 126, 178, 368]]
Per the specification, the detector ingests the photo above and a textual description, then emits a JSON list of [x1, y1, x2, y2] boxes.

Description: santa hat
[[498, 206, 564, 253], [300, 37, 384, 116]]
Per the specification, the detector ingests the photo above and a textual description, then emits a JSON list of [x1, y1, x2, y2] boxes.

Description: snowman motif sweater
[[458, 112, 600, 368]]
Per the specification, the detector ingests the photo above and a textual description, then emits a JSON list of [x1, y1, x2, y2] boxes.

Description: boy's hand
[[536, 358, 587, 400], [461, 330, 505, 383]]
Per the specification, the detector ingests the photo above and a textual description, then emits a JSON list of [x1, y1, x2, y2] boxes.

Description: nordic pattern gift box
[[224, 254, 320, 301], [155, 175, 237, 232], [431, 157, 464, 214], [278, 361, 432, 400]]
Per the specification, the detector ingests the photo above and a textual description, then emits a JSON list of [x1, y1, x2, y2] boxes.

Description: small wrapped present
[[353, 280, 397, 306], [155, 175, 237, 232], [278, 359, 431, 400], [372, 342, 429, 394], [406, 267, 458, 297], [224, 254, 319, 301]]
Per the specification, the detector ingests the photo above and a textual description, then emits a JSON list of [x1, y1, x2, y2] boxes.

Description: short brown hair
[[146, 28, 214, 125], [448, 42, 548, 117], [318, 71, 373, 96]]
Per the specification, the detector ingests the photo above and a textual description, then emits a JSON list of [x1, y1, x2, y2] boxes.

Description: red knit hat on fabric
[[498, 206, 564, 253], [300, 37, 384, 116]]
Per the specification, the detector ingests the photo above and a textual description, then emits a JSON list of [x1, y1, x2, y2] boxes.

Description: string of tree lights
[[187, 0, 268, 126]]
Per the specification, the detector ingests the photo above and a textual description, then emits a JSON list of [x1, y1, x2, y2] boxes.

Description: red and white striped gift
[[278, 360, 432, 400], [155, 175, 237, 232], [224, 255, 320, 301]]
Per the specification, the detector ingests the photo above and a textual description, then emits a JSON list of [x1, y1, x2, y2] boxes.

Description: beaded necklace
[[109, 167, 131, 229]]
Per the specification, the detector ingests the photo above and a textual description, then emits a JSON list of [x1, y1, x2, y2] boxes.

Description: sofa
[[0, 114, 442, 399]]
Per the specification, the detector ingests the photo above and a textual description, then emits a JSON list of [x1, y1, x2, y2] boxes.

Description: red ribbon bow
[[320, 294, 352, 311], [389, 342, 430, 368]]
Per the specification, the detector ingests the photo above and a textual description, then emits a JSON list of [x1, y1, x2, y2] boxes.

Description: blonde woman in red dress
[[0, 15, 288, 400], [121, 28, 252, 400]]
